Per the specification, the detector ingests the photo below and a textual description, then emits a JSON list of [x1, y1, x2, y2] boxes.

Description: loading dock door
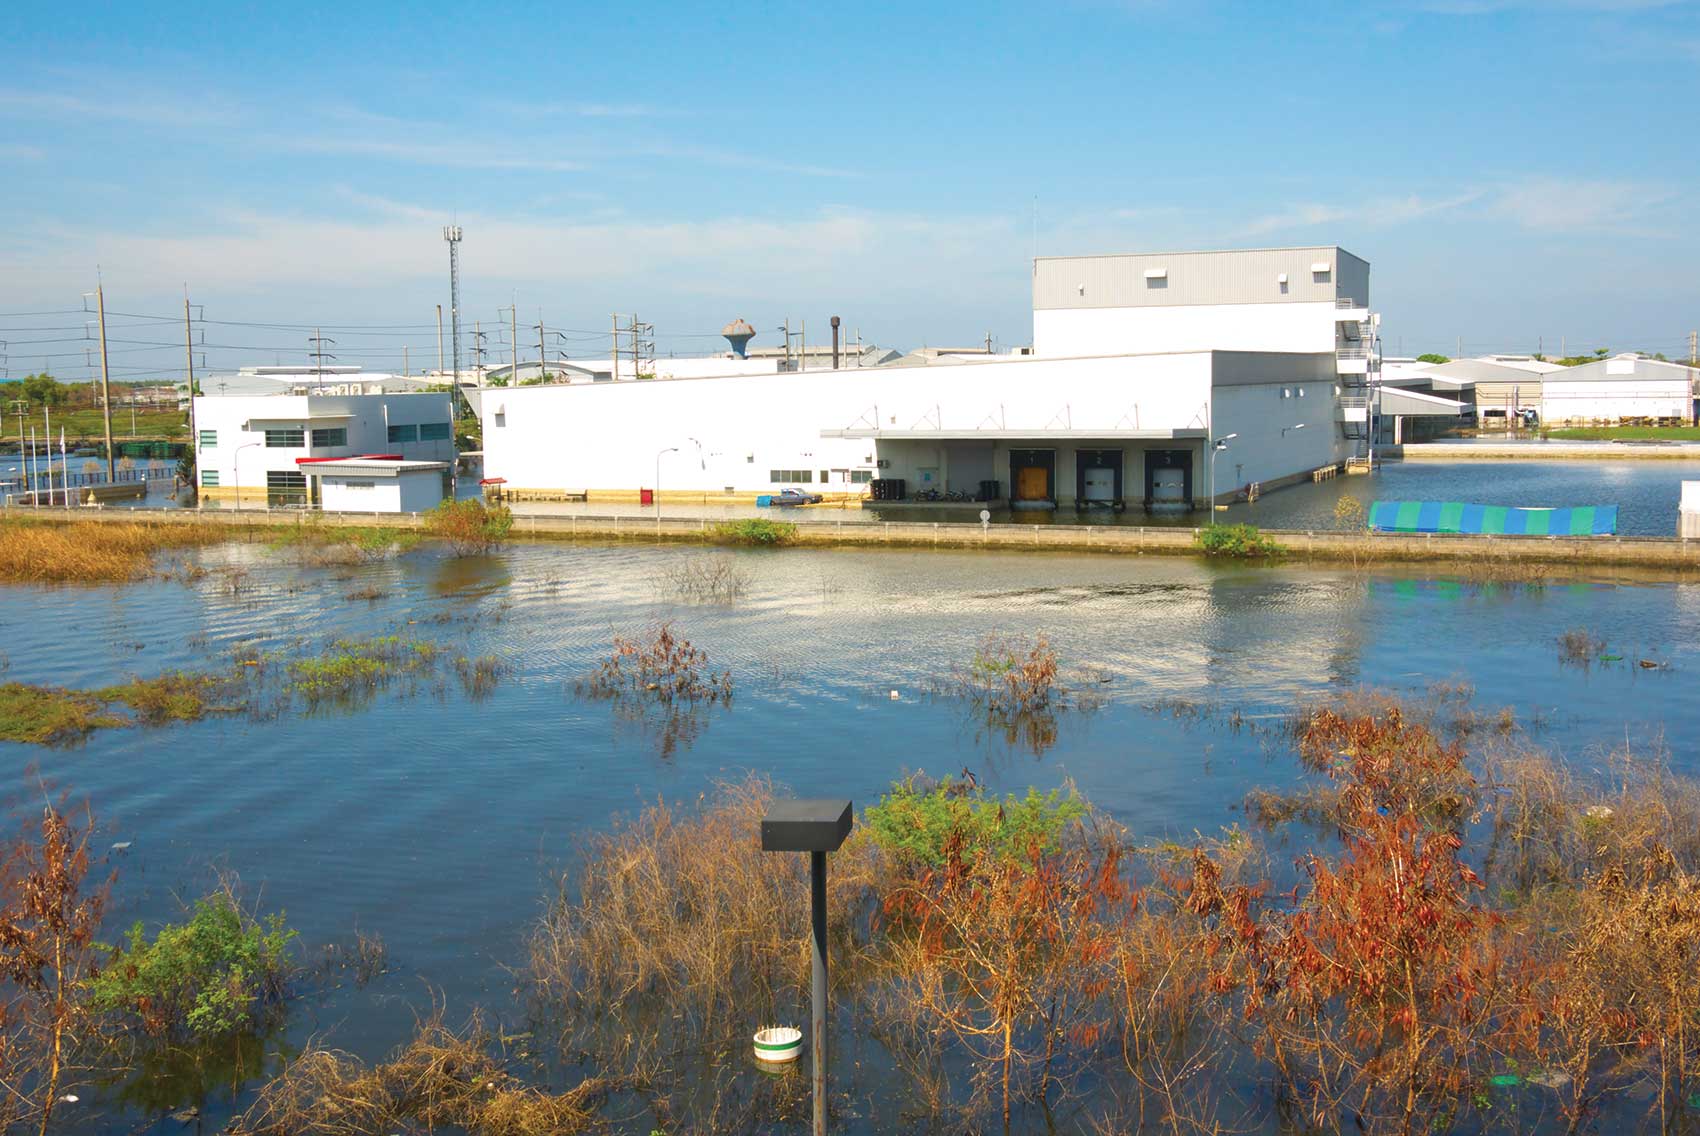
[[1009, 449, 1055, 503], [1075, 449, 1123, 505], [1144, 449, 1193, 510]]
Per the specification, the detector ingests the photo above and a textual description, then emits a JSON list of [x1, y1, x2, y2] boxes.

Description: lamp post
[[1282, 422, 1308, 438], [1209, 432, 1237, 514], [655, 446, 678, 534], [761, 799, 853, 1136], [234, 441, 261, 511]]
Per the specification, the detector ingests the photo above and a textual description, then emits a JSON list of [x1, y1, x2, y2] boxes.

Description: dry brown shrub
[[233, 1012, 613, 1136]]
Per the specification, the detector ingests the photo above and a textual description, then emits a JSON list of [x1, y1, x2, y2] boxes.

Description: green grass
[[0, 682, 128, 745], [287, 636, 441, 705], [1545, 425, 1700, 441], [709, 519, 797, 546]]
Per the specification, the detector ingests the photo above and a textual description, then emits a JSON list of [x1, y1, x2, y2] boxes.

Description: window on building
[[387, 423, 418, 444], [310, 427, 347, 447], [264, 428, 305, 448], [849, 470, 873, 484], [198, 429, 217, 448], [418, 421, 451, 441], [265, 469, 307, 504], [820, 469, 830, 482], [768, 469, 812, 483], [200, 470, 220, 487]]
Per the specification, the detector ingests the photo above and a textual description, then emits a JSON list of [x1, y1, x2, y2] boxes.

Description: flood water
[[3, 538, 1698, 1131]]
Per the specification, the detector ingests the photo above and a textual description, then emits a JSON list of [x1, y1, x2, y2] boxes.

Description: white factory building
[[1538, 355, 1695, 426], [473, 246, 1378, 510], [192, 391, 456, 507]]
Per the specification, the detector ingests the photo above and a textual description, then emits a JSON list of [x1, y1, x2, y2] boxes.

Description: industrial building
[[192, 391, 455, 506], [472, 246, 1378, 511], [1538, 354, 1696, 425]]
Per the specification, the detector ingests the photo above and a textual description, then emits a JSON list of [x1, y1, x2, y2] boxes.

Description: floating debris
[[110, 841, 132, 852], [1584, 805, 1615, 820]]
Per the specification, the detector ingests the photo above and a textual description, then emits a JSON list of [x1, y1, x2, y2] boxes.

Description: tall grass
[[0, 518, 227, 583]]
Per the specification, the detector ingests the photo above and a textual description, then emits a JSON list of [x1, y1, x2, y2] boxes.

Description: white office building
[[473, 246, 1376, 510], [192, 392, 455, 506]]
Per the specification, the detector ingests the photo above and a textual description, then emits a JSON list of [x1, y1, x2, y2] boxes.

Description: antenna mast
[[443, 225, 464, 412]]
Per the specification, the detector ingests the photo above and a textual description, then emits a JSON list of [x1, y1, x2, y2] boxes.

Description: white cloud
[[283, 136, 586, 173], [1235, 192, 1483, 236], [0, 88, 236, 127], [1492, 177, 1675, 232]]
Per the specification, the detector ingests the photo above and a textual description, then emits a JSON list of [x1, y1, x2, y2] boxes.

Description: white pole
[[28, 427, 36, 505], [60, 429, 68, 511], [44, 405, 54, 506]]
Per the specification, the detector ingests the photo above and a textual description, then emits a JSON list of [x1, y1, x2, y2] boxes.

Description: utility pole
[[184, 293, 198, 492], [611, 313, 619, 382], [309, 329, 335, 391], [403, 345, 409, 378], [510, 303, 519, 385], [781, 318, 791, 372], [472, 320, 487, 387], [986, 331, 993, 355], [94, 284, 115, 480], [436, 304, 445, 375], [538, 313, 549, 383], [1689, 330, 1696, 365], [443, 225, 463, 414], [800, 319, 806, 373]]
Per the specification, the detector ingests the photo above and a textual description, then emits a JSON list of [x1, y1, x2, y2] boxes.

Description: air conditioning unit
[[876, 459, 891, 469]]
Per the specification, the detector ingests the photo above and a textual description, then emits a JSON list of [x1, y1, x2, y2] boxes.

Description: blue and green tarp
[[1367, 501, 1618, 536]]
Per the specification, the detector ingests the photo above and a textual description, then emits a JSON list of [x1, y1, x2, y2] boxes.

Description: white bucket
[[753, 1025, 803, 1063]]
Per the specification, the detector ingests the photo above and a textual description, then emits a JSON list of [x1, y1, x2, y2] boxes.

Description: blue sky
[[2, 0, 1697, 377]]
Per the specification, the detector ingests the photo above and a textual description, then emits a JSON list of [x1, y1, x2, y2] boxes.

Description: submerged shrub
[[233, 1012, 614, 1136], [656, 554, 750, 603], [578, 623, 731, 705], [426, 499, 513, 556], [1195, 523, 1283, 558], [90, 892, 296, 1040], [961, 633, 1060, 717], [709, 519, 796, 546]]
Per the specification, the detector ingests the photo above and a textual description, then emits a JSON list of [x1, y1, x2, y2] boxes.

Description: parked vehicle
[[771, 487, 823, 506]]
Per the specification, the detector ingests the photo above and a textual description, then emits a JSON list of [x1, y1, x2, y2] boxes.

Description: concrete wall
[[475, 353, 1216, 497], [1034, 301, 1341, 357], [1211, 381, 1349, 500], [194, 393, 454, 492]]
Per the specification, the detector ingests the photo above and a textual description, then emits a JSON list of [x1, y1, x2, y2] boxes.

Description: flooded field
[[2, 537, 1697, 1132]]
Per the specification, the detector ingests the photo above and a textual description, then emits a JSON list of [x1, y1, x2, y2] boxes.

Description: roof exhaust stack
[[721, 318, 755, 359], [831, 315, 841, 370]]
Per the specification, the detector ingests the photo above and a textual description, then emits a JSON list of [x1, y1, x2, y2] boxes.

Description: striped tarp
[[1367, 501, 1618, 536]]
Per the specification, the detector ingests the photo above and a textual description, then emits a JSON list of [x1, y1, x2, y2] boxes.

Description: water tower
[[721, 318, 756, 358]]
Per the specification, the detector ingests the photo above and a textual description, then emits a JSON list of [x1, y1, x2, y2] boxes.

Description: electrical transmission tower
[[443, 225, 463, 410], [472, 321, 488, 386]]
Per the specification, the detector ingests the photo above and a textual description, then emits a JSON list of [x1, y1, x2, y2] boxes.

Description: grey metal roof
[[1543, 355, 1700, 384]]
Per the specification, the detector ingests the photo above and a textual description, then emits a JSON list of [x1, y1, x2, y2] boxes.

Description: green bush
[[864, 776, 1087, 867], [91, 894, 296, 1039], [1196, 523, 1283, 558], [426, 498, 513, 556], [709, 519, 797, 546]]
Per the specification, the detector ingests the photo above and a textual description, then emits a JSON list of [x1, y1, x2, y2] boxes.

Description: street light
[[1282, 422, 1308, 437], [233, 441, 261, 511], [655, 446, 678, 534], [761, 798, 854, 1136], [1208, 432, 1237, 514]]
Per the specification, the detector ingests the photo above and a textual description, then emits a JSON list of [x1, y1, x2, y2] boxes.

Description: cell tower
[[443, 225, 463, 408]]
